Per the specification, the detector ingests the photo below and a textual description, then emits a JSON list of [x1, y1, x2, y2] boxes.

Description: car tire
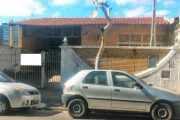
[[0, 98, 10, 115], [68, 99, 87, 119], [151, 103, 173, 120]]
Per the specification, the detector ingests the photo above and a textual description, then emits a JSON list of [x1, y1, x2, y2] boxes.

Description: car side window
[[112, 72, 135, 88], [84, 71, 108, 85]]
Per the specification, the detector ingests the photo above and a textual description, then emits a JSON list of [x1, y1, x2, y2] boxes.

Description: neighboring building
[[0, 25, 2, 45], [0, 23, 9, 46], [0, 23, 19, 47]]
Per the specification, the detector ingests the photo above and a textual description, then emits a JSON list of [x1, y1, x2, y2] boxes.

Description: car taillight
[[63, 84, 66, 90]]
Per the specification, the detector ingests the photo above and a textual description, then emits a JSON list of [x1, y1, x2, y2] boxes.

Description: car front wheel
[[68, 99, 87, 119], [0, 98, 10, 115], [151, 103, 173, 120]]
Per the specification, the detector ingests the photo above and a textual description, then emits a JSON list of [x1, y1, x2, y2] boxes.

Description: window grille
[[148, 55, 158, 68]]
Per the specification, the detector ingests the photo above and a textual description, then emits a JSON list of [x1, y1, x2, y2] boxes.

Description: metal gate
[[44, 50, 61, 88], [2, 48, 61, 89]]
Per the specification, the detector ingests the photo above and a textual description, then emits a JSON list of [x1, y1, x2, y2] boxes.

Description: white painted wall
[[0, 47, 20, 72]]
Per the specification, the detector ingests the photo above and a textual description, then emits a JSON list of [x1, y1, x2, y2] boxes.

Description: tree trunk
[[93, 0, 112, 70]]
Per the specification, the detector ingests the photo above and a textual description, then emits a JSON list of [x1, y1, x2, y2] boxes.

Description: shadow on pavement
[[83, 111, 180, 120], [6, 109, 62, 117], [84, 112, 153, 120]]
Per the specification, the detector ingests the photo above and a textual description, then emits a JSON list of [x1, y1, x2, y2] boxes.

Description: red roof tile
[[10, 17, 170, 26]]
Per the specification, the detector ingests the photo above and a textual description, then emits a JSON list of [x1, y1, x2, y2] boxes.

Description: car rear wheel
[[151, 103, 173, 120], [0, 98, 10, 115], [68, 99, 87, 119]]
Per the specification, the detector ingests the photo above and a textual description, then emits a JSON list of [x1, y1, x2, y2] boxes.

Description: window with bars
[[42, 27, 52, 36], [130, 34, 141, 42], [119, 34, 129, 43], [73, 27, 81, 36], [156, 35, 167, 43], [148, 55, 158, 68], [53, 27, 62, 36], [119, 34, 167, 46], [23, 26, 81, 37], [63, 27, 72, 36], [119, 34, 141, 46], [143, 35, 151, 43]]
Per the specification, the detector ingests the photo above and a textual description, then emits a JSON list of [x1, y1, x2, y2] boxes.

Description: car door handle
[[82, 86, 88, 89], [114, 89, 120, 92]]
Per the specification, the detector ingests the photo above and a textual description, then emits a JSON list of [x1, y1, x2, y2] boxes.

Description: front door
[[111, 71, 146, 110], [79, 71, 111, 108]]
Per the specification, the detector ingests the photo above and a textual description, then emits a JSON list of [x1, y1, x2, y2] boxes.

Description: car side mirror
[[134, 82, 143, 89]]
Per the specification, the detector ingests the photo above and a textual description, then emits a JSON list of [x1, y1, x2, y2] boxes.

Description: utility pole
[[150, 0, 156, 46]]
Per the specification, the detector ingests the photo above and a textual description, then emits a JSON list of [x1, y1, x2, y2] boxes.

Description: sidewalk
[[37, 88, 67, 111]]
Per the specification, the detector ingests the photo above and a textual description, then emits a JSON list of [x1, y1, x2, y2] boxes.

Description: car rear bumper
[[61, 94, 73, 107]]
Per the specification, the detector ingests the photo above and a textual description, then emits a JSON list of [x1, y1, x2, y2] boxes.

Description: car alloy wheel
[[157, 108, 168, 118], [0, 99, 9, 115], [68, 99, 87, 118], [72, 104, 82, 114], [152, 103, 173, 120]]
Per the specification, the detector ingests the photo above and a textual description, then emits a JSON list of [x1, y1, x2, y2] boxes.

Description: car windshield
[[0, 72, 16, 83], [128, 73, 148, 85]]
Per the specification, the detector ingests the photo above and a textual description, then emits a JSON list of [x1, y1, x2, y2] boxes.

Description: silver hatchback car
[[61, 70, 180, 120], [0, 72, 41, 115]]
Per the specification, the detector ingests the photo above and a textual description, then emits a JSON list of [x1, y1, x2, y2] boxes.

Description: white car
[[0, 72, 41, 115]]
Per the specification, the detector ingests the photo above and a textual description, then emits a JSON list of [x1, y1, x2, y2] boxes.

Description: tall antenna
[[150, 0, 156, 46]]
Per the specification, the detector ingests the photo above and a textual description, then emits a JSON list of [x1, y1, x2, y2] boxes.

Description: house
[[1, 17, 180, 92], [8, 17, 175, 71], [8, 17, 173, 51]]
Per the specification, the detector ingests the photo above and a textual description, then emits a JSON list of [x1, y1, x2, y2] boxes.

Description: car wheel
[[151, 103, 173, 120], [0, 98, 10, 115], [68, 99, 87, 119]]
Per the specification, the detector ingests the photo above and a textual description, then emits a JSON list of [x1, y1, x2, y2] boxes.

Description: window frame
[[147, 55, 158, 68], [83, 71, 108, 86], [111, 72, 136, 88], [161, 70, 170, 78]]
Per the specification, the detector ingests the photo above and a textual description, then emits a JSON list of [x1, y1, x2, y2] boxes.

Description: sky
[[0, 0, 179, 25]]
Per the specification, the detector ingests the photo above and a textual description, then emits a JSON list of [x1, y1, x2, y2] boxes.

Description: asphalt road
[[0, 109, 180, 120]]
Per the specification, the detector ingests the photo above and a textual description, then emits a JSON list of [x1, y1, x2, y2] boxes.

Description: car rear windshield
[[0, 73, 16, 83]]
